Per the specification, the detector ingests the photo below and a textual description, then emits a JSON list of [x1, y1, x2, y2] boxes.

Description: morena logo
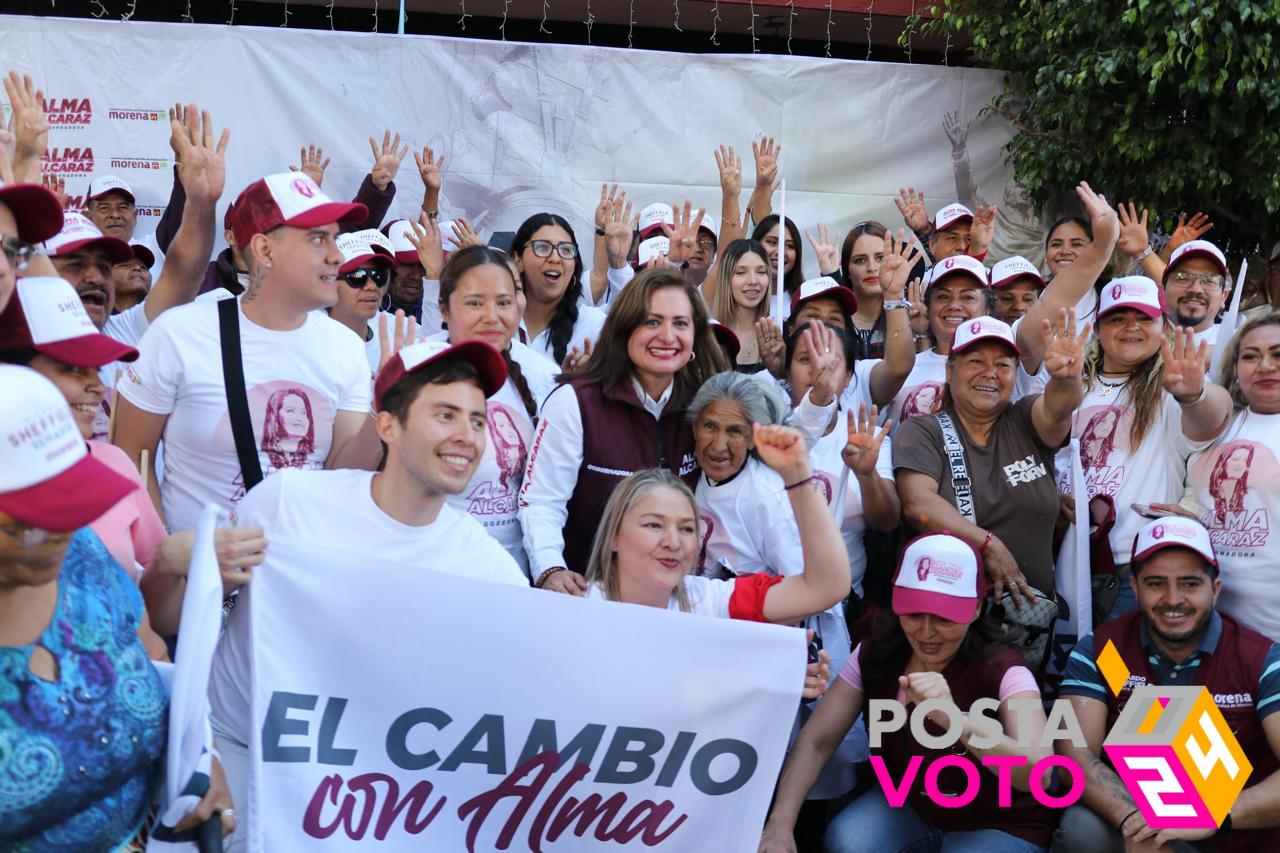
[[107, 108, 166, 122], [916, 557, 932, 581], [109, 157, 170, 171], [1152, 525, 1166, 540], [1111, 284, 1123, 299], [969, 321, 983, 334], [41, 147, 94, 174], [293, 178, 316, 198], [943, 257, 957, 269], [42, 96, 92, 128]]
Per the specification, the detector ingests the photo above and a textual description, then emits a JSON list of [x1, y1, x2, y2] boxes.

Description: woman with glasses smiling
[[329, 229, 399, 376], [510, 213, 606, 368]]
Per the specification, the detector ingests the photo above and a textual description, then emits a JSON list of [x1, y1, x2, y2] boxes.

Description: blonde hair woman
[[709, 238, 773, 373]]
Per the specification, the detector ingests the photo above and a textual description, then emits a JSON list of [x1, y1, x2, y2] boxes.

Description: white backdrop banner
[[1, 15, 1048, 268], [247, 537, 806, 851]]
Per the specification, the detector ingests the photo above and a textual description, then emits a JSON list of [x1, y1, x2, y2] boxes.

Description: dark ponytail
[[510, 213, 584, 365], [501, 348, 539, 421]]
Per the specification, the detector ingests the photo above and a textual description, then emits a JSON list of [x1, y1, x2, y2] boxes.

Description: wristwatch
[[884, 299, 912, 311], [594, 226, 607, 237]]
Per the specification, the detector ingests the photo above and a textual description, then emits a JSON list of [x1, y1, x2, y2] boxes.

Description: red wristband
[[980, 531, 993, 553]]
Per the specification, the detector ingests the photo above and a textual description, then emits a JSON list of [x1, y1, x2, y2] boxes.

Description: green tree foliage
[[908, 0, 1280, 251]]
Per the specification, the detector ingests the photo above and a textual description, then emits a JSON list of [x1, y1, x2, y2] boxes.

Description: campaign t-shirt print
[[1191, 438, 1273, 554], [900, 380, 944, 422], [463, 401, 531, 522], [1076, 404, 1129, 497], [218, 380, 334, 501]]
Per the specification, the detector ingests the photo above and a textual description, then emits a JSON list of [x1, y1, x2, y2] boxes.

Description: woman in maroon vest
[[519, 268, 729, 593], [760, 533, 1056, 853]]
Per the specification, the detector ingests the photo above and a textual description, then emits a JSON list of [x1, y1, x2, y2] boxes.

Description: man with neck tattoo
[[114, 173, 389, 532]]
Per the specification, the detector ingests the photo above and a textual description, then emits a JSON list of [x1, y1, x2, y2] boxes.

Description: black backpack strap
[[218, 297, 264, 491]]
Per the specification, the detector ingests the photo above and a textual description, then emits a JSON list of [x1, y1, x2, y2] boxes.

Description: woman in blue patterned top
[[0, 366, 233, 849]]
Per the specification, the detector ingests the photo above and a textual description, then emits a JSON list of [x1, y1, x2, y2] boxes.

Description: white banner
[[247, 537, 806, 851], [0, 16, 1046, 268], [1046, 439, 1092, 695]]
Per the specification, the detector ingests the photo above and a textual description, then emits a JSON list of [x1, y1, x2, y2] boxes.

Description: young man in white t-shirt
[[114, 172, 377, 531], [207, 339, 527, 852]]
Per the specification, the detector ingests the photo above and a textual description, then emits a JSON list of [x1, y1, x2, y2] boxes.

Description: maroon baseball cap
[[127, 242, 155, 269], [226, 172, 367, 251], [708, 319, 741, 361], [0, 276, 138, 367], [40, 212, 132, 264], [374, 340, 508, 411], [0, 180, 64, 243]]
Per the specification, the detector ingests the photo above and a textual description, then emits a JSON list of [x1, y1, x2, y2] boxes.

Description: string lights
[[584, 0, 594, 43], [227, 0, 237, 24], [906, 0, 916, 63], [121, 0, 137, 20], [458, 0, 470, 31], [786, 0, 795, 55], [825, 0, 833, 58], [89, 0, 108, 17], [183, 0, 193, 22], [627, 0, 635, 48], [540, 0, 551, 34], [371, 0, 378, 32], [865, 0, 874, 61], [499, 0, 510, 40], [280, 0, 291, 27], [749, 0, 758, 53], [710, 0, 720, 46], [673, 0, 682, 32], [326, 0, 335, 30]]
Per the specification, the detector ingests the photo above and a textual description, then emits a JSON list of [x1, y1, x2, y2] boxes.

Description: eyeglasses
[[527, 240, 578, 260], [1169, 270, 1225, 291], [1, 236, 34, 271], [0, 521, 57, 548], [343, 268, 390, 289], [696, 237, 716, 251]]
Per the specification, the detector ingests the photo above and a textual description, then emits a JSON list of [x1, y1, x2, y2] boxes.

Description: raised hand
[[755, 317, 785, 377], [969, 203, 998, 257], [1074, 181, 1119, 247], [1161, 325, 1209, 401], [894, 187, 929, 234], [752, 423, 811, 484], [907, 276, 928, 336], [404, 213, 445, 279], [41, 173, 66, 208], [376, 309, 419, 372], [450, 218, 485, 249], [942, 111, 970, 151], [715, 144, 743, 197], [803, 320, 844, 406], [561, 337, 594, 373], [1168, 211, 1215, 253], [172, 104, 230, 205], [1041, 308, 1089, 381], [1116, 201, 1151, 258], [752, 135, 781, 189], [603, 195, 635, 268], [3, 71, 48, 182], [167, 102, 190, 159], [594, 183, 620, 230], [369, 129, 409, 191], [842, 405, 891, 477], [414, 145, 445, 193], [659, 199, 707, 267], [290, 144, 330, 187], [805, 223, 839, 277], [880, 229, 924, 300]]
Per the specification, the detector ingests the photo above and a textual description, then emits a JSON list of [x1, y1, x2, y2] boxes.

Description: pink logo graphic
[[943, 258, 956, 269], [917, 557, 932, 581], [1152, 525, 1166, 540], [969, 321, 983, 334], [293, 178, 315, 198], [1111, 284, 1123, 300]]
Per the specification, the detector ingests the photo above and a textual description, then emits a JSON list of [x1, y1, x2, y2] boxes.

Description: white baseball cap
[[893, 532, 988, 622], [40, 212, 132, 263], [1099, 276, 1164, 319], [951, 315, 1020, 356], [990, 255, 1045, 290], [337, 229, 396, 274], [227, 172, 367, 251], [637, 236, 671, 267], [1132, 516, 1218, 571], [1164, 239, 1228, 284], [381, 219, 421, 265], [698, 213, 719, 239], [933, 202, 974, 232], [791, 276, 857, 315], [374, 339, 508, 410], [86, 174, 135, 204], [437, 220, 460, 254], [926, 254, 989, 291], [638, 203, 674, 239], [0, 277, 139, 366], [0, 365, 137, 531]]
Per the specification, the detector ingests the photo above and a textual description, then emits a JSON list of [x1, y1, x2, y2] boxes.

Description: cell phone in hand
[[1130, 503, 1165, 520], [807, 634, 824, 664]]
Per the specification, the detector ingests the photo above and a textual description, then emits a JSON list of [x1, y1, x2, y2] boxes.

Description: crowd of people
[[3, 62, 1280, 852]]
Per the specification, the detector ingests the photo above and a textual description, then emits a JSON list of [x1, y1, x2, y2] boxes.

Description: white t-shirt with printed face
[[1057, 385, 1206, 564], [808, 416, 895, 596], [209, 468, 527, 746], [1188, 409, 1280, 641], [92, 302, 151, 441], [118, 298, 372, 532], [885, 348, 947, 435]]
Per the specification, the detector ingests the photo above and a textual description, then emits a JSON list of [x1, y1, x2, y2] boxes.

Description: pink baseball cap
[[0, 365, 138, 531], [40, 212, 132, 263], [951, 315, 1020, 357], [990, 256, 1044, 290], [86, 175, 136, 205], [927, 254, 989, 291], [933, 203, 974, 232], [227, 173, 367, 252], [337, 229, 396, 274], [892, 532, 988, 623], [1099, 276, 1165, 319], [1164, 239, 1228, 284], [791, 276, 858, 315], [0, 277, 138, 366], [0, 180, 64, 243], [374, 339, 508, 410], [1132, 516, 1218, 571], [381, 219, 422, 265], [127, 242, 155, 269], [708, 319, 741, 361], [638, 203, 674, 239]]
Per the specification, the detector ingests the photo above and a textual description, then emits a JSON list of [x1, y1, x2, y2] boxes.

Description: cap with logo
[[128, 242, 155, 269], [708, 319, 741, 361], [1132, 516, 1218, 571], [373, 339, 508, 410], [381, 219, 422, 266], [0, 180, 64, 243], [926, 254, 989, 291], [697, 213, 719, 240], [0, 277, 139, 366], [0, 365, 138, 531], [86, 175, 136, 205], [337, 229, 396, 274], [638, 203, 674, 240], [436, 220, 461, 254], [1163, 239, 1228, 284], [990, 256, 1045, 290], [226, 173, 368, 252], [1099, 276, 1164, 319], [892, 532, 988, 622], [40, 212, 132, 263], [950, 315, 1020, 357], [637, 236, 671, 268], [933, 203, 974, 233], [791, 276, 857, 315]]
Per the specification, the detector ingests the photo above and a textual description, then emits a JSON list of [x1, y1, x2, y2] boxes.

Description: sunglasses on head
[[343, 268, 390, 289], [1, 236, 34, 271]]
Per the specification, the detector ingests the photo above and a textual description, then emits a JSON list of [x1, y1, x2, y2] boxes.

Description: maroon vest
[[860, 646, 1055, 847], [1093, 611, 1279, 852], [561, 378, 699, 574]]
